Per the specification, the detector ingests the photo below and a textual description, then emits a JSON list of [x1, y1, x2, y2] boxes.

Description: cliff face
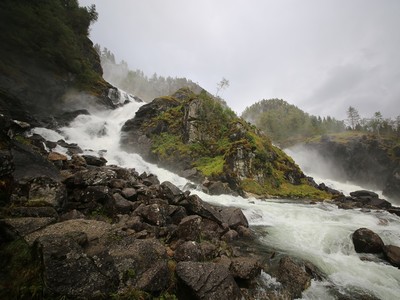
[[303, 133, 400, 202], [121, 88, 330, 199], [0, 0, 116, 125]]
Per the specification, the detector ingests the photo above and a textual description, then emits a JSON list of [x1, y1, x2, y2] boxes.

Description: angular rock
[[276, 256, 312, 299], [174, 241, 202, 262], [352, 228, 384, 254], [181, 194, 222, 224], [176, 261, 242, 300], [134, 203, 168, 226], [35, 234, 116, 298], [121, 187, 137, 201], [219, 207, 249, 229], [64, 168, 117, 187], [383, 245, 400, 268], [176, 215, 202, 242], [113, 193, 135, 214], [229, 257, 262, 280], [9, 206, 58, 218], [160, 181, 185, 204], [350, 190, 379, 199], [109, 238, 169, 293], [47, 151, 68, 162], [1, 217, 56, 237], [221, 229, 239, 242], [82, 155, 107, 166]]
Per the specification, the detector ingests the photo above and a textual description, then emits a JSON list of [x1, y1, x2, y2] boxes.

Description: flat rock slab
[[25, 219, 113, 245], [1, 217, 56, 237]]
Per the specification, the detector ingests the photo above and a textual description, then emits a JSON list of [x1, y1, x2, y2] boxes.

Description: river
[[31, 92, 400, 299]]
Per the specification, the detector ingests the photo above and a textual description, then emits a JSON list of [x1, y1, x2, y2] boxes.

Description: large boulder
[[276, 256, 313, 299], [176, 261, 242, 300], [35, 234, 117, 299], [383, 245, 400, 268], [352, 228, 384, 254]]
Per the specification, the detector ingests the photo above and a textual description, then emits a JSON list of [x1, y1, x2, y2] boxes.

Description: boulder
[[82, 155, 107, 166], [176, 261, 242, 300], [350, 190, 379, 199], [219, 207, 249, 229], [160, 181, 185, 204], [174, 241, 202, 262], [35, 234, 116, 298], [134, 203, 168, 226], [0, 217, 56, 237], [383, 245, 400, 268], [229, 257, 262, 280], [276, 256, 312, 299], [352, 228, 384, 254], [180, 194, 222, 224], [64, 168, 117, 187], [175, 215, 202, 242]]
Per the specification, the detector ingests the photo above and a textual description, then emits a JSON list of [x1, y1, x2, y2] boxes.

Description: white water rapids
[[31, 92, 400, 299]]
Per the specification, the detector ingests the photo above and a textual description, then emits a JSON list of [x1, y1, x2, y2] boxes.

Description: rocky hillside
[[302, 132, 400, 202], [0, 0, 121, 126], [121, 88, 332, 199]]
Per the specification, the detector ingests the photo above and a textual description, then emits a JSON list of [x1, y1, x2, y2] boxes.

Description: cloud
[[79, 0, 400, 119]]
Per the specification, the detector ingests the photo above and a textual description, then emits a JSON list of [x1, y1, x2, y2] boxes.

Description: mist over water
[[285, 145, 387, 198], [31, 92, 400, 299]]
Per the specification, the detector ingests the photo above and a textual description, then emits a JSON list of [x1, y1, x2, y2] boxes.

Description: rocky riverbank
[[0, 116, 328, 299]]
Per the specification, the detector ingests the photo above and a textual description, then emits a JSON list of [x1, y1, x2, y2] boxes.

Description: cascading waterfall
[[31, 91, 400, 299]]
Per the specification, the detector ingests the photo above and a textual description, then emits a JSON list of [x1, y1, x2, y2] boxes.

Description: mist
[[79, 0, 400, 119]]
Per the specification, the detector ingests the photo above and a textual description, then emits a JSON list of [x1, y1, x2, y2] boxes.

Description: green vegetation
[[146, 88, 329, 199], [0, 0, 103, 88], [0, 238, 43, 299], [242, 99, 345, 146]]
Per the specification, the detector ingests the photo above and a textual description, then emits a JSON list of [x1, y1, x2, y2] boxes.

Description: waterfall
[[31, 92, 400, 299]]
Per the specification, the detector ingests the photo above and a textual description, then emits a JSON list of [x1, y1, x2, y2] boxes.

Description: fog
[[79, 0, 400, 120]]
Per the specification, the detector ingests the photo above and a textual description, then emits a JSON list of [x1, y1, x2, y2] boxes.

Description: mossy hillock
[[121, 88, 331, 199]]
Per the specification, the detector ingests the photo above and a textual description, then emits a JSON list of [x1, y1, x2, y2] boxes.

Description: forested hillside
[[242, 99, 345, 146], [96, 46, 203, 101]]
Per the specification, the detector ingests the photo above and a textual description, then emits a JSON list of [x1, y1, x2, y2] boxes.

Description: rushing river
[[32, 92, 400, 300]]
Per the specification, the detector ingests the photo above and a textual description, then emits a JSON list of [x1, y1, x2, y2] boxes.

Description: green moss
[[240, 179, 266, 195], [152, 133, 187, 159], [194, 156, 225, 177]]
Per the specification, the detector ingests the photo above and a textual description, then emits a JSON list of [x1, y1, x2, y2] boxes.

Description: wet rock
[[383, 245, 400, 268], [180, 194, 222, 224], [350, 190, 379, 198], [276, 256, 312, 299], [64, 168, 117, 187], [176, 261, 242, 300], [221, 229, 239, 242], [207, 181, 235, 196], [11, 141, 61, 181], [229, 257, 262, 280], [219, 207, 249, 229], [82, 154, 107, 167], [352, 228, 384, 254], [160, 181, 185, 204]]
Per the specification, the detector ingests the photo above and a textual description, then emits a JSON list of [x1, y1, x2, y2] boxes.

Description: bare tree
[[216, 77, 230, 97]]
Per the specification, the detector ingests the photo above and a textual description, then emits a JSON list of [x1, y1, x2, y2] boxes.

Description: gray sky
[[79, 0, 400, 119]]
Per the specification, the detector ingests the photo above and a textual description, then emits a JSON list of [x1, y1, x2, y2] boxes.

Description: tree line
[[346, 106, 400, 137], [241, 99, 345, 145], [94, 45, 203, 101]]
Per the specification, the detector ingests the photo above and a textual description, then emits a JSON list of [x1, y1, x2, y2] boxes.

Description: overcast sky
[[79, 0, 400, 120]]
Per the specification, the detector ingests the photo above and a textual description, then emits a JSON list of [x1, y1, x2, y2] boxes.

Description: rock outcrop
[[121, 88, 332, 200], [301, 134, 400, 203]]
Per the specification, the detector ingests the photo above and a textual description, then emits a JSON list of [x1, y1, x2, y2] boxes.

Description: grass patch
[[194, 156, 225, 177]]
